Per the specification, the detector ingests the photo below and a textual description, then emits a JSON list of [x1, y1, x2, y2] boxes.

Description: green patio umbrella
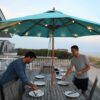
[[0, 8, 100, 65], [0, 8, 100, 85]]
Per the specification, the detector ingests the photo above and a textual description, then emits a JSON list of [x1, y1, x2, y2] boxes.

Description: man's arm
[[62, 66, 73, 80], [77, 56, 90, 76], [14, 63, 29, 84], [14, 63, 38, 90], [77, 64, 90, 76], [25, 82, 38, 90]]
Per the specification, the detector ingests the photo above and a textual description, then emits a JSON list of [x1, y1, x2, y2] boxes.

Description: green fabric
[[0, 10, 100, 37]]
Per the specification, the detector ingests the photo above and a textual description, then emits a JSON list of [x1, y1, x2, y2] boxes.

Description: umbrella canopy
[[0, 8, 100, 64], [0, 8, 100, 65], [0, 9, 100, 37]]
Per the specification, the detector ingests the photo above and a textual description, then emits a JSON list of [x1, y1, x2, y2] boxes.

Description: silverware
[[33, 91, 37, 96]]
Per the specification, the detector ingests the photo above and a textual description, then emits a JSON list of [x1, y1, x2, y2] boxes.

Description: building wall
[[0, 40, 15, 53], [0, 8, 6, 21], [0, 9, 14, 54], [0, 9, 11, 37]]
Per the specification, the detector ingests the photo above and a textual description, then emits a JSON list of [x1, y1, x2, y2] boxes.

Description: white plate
[[56, 76, 62, 80], [35, 75, 45, 79], [64, 91, 80, 98], [60, 72, 66, 76], [57, 81, 69, 86], [33, 81, 46, 86], [29, 89, 44, 97]]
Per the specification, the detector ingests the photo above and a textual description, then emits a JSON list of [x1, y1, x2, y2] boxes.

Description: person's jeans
[[0, 85, 5, 100]]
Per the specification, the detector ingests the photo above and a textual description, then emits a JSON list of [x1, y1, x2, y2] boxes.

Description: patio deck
[[0, 63, 100, 100]]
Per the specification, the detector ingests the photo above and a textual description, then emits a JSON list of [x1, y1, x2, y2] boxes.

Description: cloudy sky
[[0, 0, 100, 56]]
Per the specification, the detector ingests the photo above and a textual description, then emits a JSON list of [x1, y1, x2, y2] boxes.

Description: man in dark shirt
[[0, 51, 38, 100]]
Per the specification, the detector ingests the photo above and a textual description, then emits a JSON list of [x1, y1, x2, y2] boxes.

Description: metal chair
[[88, 77, 98, 100]]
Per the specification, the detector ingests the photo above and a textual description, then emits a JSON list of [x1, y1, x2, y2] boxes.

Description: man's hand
[[77, 71, 83, 77], [61, 75, 66, 81], [26, 82, 39, 91], [61, 67, 73, 81], [31, 84, 39, 91]]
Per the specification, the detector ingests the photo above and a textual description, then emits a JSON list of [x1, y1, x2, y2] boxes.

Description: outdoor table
[[22, 73, 85, 100]]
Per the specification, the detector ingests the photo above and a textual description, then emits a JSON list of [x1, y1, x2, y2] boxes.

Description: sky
[[0, 0, 100, 56]]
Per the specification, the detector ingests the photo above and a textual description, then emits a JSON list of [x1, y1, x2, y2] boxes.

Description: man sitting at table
[[62, 45, 90, 94], [0, 51, 38, 100]]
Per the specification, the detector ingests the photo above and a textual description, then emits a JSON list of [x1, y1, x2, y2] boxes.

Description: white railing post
[[0, 61, 1, 70]]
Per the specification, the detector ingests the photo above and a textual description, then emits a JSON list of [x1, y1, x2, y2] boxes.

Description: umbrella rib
[[36, 23, 50, 30], [20, 19, 44, 36], [64, 17, 100, 35], [0, 20, 30, 31], [0, 22, 18, 31], [60, 19, 75, 36], [35, 18, 72, 30], [56, 19, 73, 29], [75, 21, 100, 35], [63, 18, 100, 35]]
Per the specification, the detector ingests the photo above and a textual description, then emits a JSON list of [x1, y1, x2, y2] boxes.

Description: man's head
[[24, 51, 36, 64], [71, 45, 79, 56]]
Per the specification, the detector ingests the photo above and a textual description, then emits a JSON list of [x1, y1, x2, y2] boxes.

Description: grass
[[89, 56, 100, 68]]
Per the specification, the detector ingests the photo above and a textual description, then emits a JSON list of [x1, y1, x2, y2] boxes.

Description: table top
[[22, 73, 85, 100]]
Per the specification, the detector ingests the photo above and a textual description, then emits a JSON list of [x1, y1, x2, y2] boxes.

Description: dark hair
[[71, 45, 79, 51], [25, 51, 36, 58]]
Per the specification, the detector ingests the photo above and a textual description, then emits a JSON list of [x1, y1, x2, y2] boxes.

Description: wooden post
[[51, 31, 56, 86], [52, 32, 54, 65]]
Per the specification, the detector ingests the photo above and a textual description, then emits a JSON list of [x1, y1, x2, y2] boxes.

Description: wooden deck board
[[1, 67, 100, 100]]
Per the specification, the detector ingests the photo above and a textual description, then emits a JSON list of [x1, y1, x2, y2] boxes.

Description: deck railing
[[0, 56, 71, 71], [0, 56, 70, 100]]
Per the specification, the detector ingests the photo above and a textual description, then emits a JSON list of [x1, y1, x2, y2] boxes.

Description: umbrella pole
[[52, 32, 54, 65], [51, 31, 56, 86]]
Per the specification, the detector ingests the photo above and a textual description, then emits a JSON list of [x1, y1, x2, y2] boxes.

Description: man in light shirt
[[62, 45, 90, 94]]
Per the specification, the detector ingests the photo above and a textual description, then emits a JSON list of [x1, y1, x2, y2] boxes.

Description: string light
[[4, 29, 8, 32], [72, 20, 75, 23], [87, 26, 93, 32], [87, 26, 93, 30], [45, 24, 48, 27], [25, 32, 29, 36], [18, 22, 21, 24], [37, 33, 41, 37], [89, 30, 92, 32], [73, 33, 78, 37]]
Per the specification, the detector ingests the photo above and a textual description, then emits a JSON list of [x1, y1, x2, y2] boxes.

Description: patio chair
[[88, 76, 98, 100]]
